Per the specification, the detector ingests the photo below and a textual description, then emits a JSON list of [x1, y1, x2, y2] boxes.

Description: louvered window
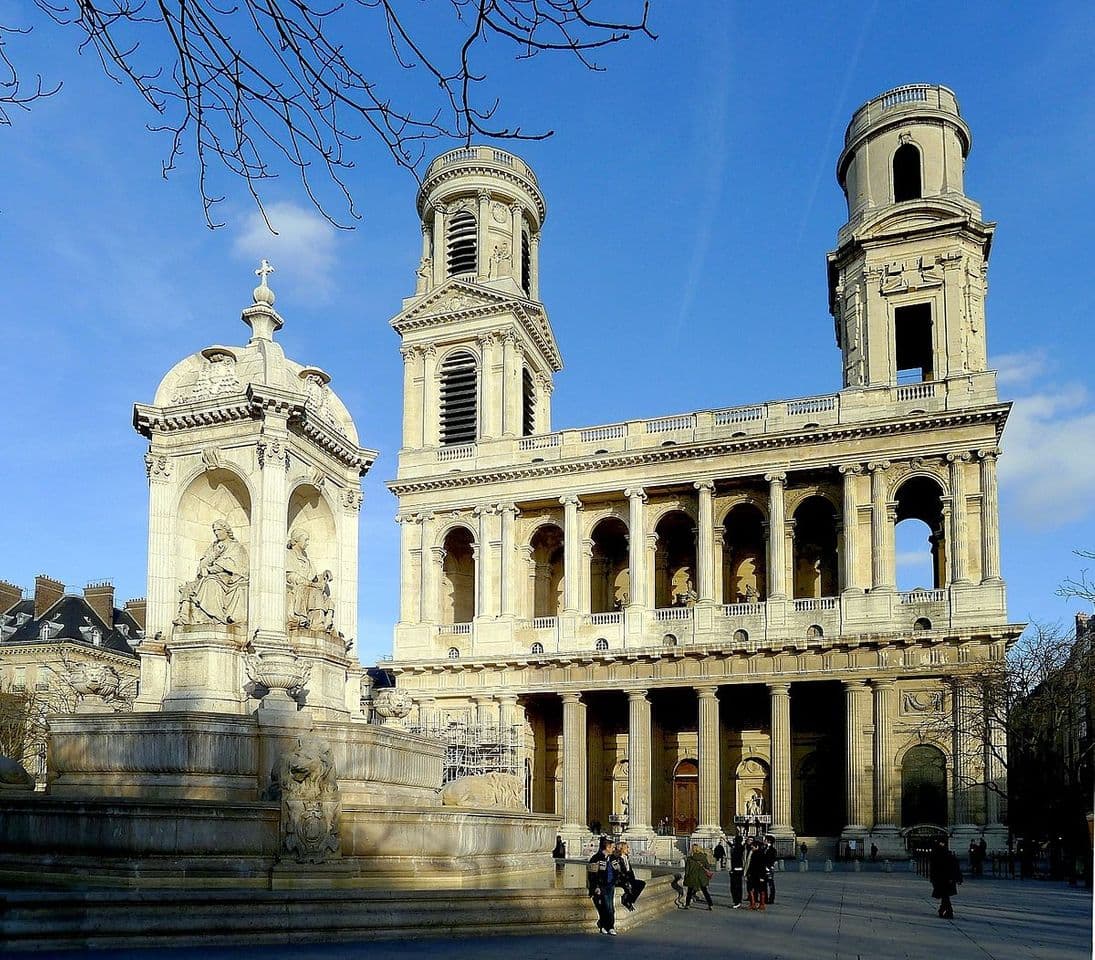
[[439, 351, 478, 445], [447, 211, 478, 276], [521, 228, 531, 295], [522, 367, 536, 436]]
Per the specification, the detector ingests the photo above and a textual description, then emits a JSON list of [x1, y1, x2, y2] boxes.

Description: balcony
[[406, 373, 999, 479]]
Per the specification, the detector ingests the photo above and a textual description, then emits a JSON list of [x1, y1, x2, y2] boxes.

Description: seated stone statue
[[174, 520, 249, 625], [286, 529, 335, 633]]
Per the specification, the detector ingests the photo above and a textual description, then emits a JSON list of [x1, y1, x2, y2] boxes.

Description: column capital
[[693, 480, 716, 494], [496, 501, 520, 518], [625, 486, 648, 502], [509, 200, 523, 215], [867, 460, 891, 473], [946, 450, 972, 464], [581, 537, 595, 558], [497, 692, 519, 705], [765, 471, 787, 485], [976, 446, 1002, 461], [768, 680, 791, 695], [560, 691, 584, 705], [421, 343, 438, 359], [559, 494, 583, 509], [627, 688, 650, 703], [838, 462, 864, 476], [870, 678, 896, 689], [502, 328, 521, 346], [429, 546, 447, 563], [399, 344, 422, 363], [694, 684, 719, 699], [842, 678, 870, 690], [473, 503, 498, 518], [395, 512, 423, 526]]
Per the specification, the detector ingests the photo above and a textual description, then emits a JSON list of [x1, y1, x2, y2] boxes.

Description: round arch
[[792, 495, 839, 599], [672, 758, 699, 836], [900, 743, 948, 827], [440, 526, 476, 624], [589, 516, 629, 613], [722, 501, 767, 603], [715, 494, 769, 527], [894, 474, 948, 590]]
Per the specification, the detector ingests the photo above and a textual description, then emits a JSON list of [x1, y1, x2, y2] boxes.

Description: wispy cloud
[[994, 350, 1050, 390], [232, 202, 339, 297], [999, 382, 1095, 529]]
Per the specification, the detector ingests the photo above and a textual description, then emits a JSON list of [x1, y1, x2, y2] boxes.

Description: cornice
[[388, 403, 1011, 496], [418, 165, 546, 220]]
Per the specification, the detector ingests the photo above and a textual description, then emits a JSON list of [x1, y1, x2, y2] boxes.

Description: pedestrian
[[714, 839, 727, 870], [618, 841, 646, 911], [977, 838, 987, 878], [587, 836, 618, 935], [683, 844, 714, 910], [729, 834, 745, 908], [968, 840, 978, 876], [928, 839, 962, 919], [745, 839, 767, 911], [799, 841, 808, 863], [870, 842, 878, 862], [763, 834, 778, 905], [552, 835, 566, 860]]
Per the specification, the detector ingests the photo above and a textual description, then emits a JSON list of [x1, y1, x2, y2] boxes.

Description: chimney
[[34, 575, 65, 619], [84, 580, 115, 630], [124, 597, 147, 631], [0, 580, 23, 614]]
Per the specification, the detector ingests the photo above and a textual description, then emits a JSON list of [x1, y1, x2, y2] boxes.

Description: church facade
[[385, 85, 1020, 854]]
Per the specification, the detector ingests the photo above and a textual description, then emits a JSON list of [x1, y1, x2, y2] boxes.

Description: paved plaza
[[68, 870, 1091, 960]]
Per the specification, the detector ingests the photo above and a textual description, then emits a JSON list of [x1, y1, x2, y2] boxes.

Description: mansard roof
[[2, 595, 139, 657]]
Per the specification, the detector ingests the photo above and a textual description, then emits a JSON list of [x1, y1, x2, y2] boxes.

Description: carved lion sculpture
[[263, 737, 341, 863], [0, 756, 35, 791], [440, 772, 527, 811]]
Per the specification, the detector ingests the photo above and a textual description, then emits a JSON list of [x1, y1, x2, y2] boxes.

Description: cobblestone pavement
[[57, 870, 1093, 960]]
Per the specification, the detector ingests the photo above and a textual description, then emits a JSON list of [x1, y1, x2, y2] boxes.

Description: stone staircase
[[1, 875, 676, 951]]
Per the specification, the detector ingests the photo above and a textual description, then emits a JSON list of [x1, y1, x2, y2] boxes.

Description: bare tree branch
[[3, 0, 655, 227]]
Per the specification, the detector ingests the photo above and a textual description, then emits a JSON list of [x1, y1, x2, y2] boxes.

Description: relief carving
[[262, 737, 342, 864], [440, 772, 526, 810], [171, 351, 242, 404], [901, 690, 944, 714]]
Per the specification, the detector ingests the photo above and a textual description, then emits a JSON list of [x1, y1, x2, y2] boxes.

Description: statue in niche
[[286, 529, 336, 633], [174, 519, 249, 625], [671, 568, 698, 607], [744, 791, 765, 817], [415, 256, 432, 294], [487, 240, 510, 279]]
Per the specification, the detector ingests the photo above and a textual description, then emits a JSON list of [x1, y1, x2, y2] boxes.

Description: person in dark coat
[[729, 834, 745, 908], [763, 834, 778, 905], [587, 837, 618, 934], [683, 845, 714, 909], [745, 839, 767, 910], [617, 842, 646, 911], [713, 840, 727, 870], [929, 839, 962, 919]]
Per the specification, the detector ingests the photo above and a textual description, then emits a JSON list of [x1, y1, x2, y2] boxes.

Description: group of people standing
[[678, 834, 779, 912], [587, 837, 647, 935]]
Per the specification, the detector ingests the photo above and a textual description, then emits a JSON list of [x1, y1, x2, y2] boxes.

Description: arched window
[[893, 143, 922, 202], [439, 351, 478, 445], [531, 641, 544, 655], [654, 511, 697, 608], [447, 647, 460, 660], [440, 527, 476, 624], [722, 503, 767, 602], [446, 210, 477, 276], [901, 744, 947, 826], [590, 517, 629, 613], [894, 476, 947, 589], [521, 227, 531, 295], [913, 617, 932, 632], [522, 367, 536, 437], [733, 629, 749, 644], [792, 496, 839, 598], [529, 524, 564, 618], [594, 637, 609, 652], [663, 633, 678, 646]]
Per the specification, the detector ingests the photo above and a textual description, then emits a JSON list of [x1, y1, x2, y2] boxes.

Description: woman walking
[[683, 844, 714, 910], [745, 838, 768, 911], [929, 839, 962, 919]]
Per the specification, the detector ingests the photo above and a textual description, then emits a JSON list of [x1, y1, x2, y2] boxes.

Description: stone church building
[[387, 84, 1018, 854]]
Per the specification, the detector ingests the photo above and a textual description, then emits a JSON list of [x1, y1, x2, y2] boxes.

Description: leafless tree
[[2, 1, 654, 226]]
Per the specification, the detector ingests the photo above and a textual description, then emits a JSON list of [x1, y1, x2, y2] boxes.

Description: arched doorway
[[794, 749, 842, 836], [672, 758, 699, 835], [901, 744, 947, 826]]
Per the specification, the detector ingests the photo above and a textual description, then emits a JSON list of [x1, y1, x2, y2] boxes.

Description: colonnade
[[397, 450, 1004, 625]]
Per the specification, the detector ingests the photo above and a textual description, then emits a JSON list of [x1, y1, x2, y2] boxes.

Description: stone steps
[[1, 875, 676, 951]]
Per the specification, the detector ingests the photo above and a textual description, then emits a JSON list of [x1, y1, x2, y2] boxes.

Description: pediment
[[855, 199, 989, 244], [394, 281, 512, 325]]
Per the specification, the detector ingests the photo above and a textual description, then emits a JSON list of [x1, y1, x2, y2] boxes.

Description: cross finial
[[255, 259, 275, 287]]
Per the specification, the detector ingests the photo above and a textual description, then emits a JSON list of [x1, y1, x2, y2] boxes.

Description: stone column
[[479, 333, 502, 440], [626, 689, 654, 837], [843, 679, 869, 832], [431, 203, 446, 287], [499, 693, 519, 731], [871, 680, 896, 828], [765, 473, 787, 599], [476, 189, 491, 281], [626, 488, 648, 609], [696, 685, 721, 835], [713, 529, 726, 605], [560, 495, 582, 614], [536, 375, 553, 433], [475, 505, 496, 619], [509, 202, 523, 279], [499, 503, 518, 617], [869, 461, 894, 591], [947, 452, 972, 583], [254, 414, 290, 643], [561, 691, 588, 831], [769, 681, 792, 836], [502, 331, 520, 438], [421, 346, 439, 447], [694, 481, 715, 603], [580, 539, 594, 613], [978, 448, 1003, 582], [400, 346, 422, 449], [952, 681, 974, 826], [476, 695, 498, 730], [397, 513, 419, 624], [839, 464, 863, 592], [984, 712, 1007, 825], [530, 233, 541, 300], [425, 539, 444, 626]]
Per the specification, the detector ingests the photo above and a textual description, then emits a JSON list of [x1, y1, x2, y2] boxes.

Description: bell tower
[[391, 147, 562, 460], [827, 85, 995, 399]]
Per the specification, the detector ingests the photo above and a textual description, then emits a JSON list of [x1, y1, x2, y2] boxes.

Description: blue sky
[[1, 2, 1093, 663]]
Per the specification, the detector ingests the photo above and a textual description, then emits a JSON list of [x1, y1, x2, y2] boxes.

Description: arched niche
[[174, 468, 253, 613], [529, 523, 564, 618], [792, 496, 839, 599], [441, 526, 476, 624], [901, 743, 948, 826], [654, 510, 697, 608], [590, 517, 629, 613], [287, 483, 339, 631], [735, 756, 770, 818], [722, 502, 767, 602]]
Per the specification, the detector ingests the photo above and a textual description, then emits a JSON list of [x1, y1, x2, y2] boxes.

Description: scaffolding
[[408, 720, 524, 785]]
